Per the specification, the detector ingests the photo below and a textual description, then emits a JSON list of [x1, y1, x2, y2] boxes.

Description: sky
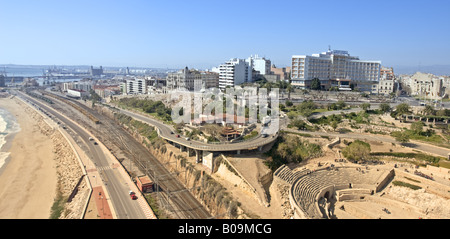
[[1, 0, 450, 70]]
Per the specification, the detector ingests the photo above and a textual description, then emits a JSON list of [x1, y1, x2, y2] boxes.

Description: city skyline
[[1, 0, 450, 71]]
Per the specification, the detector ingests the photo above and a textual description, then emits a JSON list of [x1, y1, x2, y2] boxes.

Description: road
[[113, 106, 279, 152], [17, 91, 148, 219], [38, 91, 212, 219]]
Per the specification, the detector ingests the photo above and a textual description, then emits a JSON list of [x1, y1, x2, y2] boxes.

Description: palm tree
[[286, 83, 293, 100]]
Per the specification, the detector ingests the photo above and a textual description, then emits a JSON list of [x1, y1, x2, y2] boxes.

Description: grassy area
[[280, 130, 312, 138], [370, 152, 445, 165], [145, 193, 169, 219], [400, 129, 449, 149], [392, 181, 422, 190], [404, 177, 421, 183], [115, 98, 173, 124], [243, 130, 259, 140], [49, 190, 66, 219], [114, 112, 166, 150], [312, 108, 329, 113], [438, 160, 450, 169]]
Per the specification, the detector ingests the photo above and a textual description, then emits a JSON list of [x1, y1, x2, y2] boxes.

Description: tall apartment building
[[291, 49, 381, 93], [247, 55, 271, 75], [166, 67, 219, 92], [63, 81, 93, 92], [126, 78, 147, 94], [218, 58, 252, 89]]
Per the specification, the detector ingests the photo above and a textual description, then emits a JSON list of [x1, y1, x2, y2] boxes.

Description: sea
[[0, 108, 21, 172], [0, 65, 46, 77], [0, 65, 84, 85]]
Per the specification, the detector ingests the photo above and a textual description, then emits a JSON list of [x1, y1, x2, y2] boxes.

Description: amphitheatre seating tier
[[274, 165, 311, 185], [290, 167, 387, 219]]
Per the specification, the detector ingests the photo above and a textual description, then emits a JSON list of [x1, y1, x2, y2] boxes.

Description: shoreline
[[0, 107, 20, 175], [0, 131, 19, 177], [0, 97, 58, 219]]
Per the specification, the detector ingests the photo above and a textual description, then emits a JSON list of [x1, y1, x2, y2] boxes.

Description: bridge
[[112, 107, 279, 170]]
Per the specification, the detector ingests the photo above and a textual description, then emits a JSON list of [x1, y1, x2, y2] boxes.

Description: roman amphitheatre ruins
[[270, 139, 450, 219]]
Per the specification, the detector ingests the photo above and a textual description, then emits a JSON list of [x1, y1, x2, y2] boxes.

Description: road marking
[[98, 165, 112, 171]]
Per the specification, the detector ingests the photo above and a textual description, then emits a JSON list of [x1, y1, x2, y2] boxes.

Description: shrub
[[342, 140, 371, 162], [264, 134, 322, 170]]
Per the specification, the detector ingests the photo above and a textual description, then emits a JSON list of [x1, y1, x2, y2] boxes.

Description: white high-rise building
[[218, 58, 252, 89], [126, 78, 147, 94], [291, 49, 381, 93], [247, 55, 271, 75]]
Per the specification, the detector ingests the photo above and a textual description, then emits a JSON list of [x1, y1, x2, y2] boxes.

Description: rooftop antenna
[[328, 45, 331, 51]]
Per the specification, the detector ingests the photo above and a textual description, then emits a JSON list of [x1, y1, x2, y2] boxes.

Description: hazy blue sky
[[1, 0, 449, 69]]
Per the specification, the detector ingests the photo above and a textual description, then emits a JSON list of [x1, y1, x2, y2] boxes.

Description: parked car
[[176, 134, 180, 138]]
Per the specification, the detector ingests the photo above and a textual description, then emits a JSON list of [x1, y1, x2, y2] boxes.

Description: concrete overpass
[[112, 106, 279, 170]]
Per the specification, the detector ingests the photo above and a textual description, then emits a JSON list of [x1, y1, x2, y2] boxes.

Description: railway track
[[35, 90, 211, 219], [40, 91, 100, 124]]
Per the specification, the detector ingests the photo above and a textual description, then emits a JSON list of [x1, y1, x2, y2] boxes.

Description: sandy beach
[[0, 97, 57, 219]]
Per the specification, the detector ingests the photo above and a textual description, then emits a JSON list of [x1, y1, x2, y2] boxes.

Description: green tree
[[395, 103, 411, 117], [297, 100, 317, 117], [286, 83, 293, 100], [331, 120, 338, 131], [310, 78, 321, 90], [436, 109, 450, 117], [423, 105, 436, 116], [360, 103, 371, 112], [392, 131, 410, 144], [342, 140, 371, 162], [290, 119, 307, 130], [379, 103, 392, 114], [410, 121, 424, 134]]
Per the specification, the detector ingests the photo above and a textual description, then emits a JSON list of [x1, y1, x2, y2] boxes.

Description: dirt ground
[[219, 153, 284, 219]]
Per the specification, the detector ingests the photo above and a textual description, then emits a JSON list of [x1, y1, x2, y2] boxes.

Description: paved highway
[[38, 90, 212, 219], [17, 91, 148, 219], [114, 106, 279, 152]]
